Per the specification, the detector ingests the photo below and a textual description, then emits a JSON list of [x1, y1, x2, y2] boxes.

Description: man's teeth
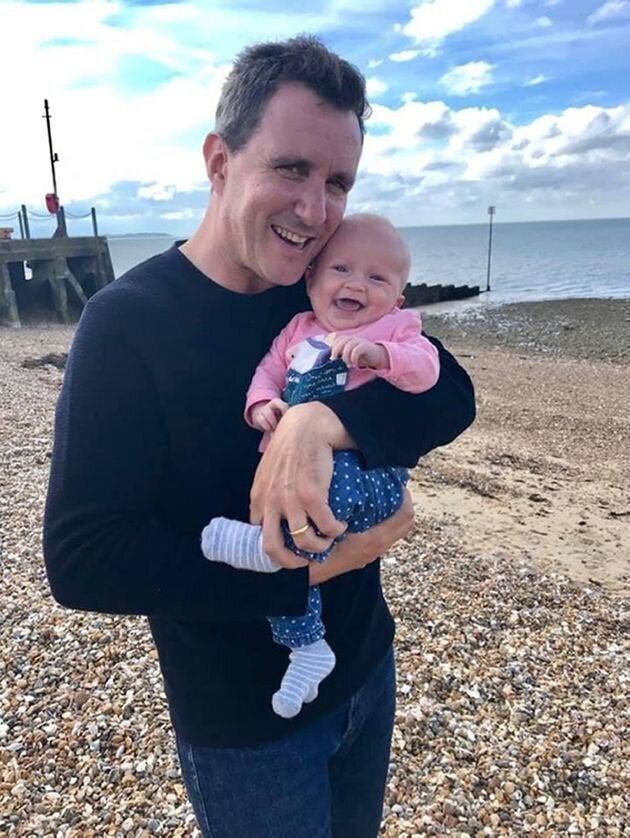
[[272, 225, 309, 247]]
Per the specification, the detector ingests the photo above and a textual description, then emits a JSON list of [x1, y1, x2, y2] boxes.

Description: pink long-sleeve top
[[245, 308, 440, 446]]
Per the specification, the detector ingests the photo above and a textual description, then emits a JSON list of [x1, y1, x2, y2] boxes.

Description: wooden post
[[91, 207, 99, 237], [0, 261, 20, 327], [18, 212, 25, 239], [57, 206, 68, 237], [48, 259, 70, 323], [21, 205, 30, 239]]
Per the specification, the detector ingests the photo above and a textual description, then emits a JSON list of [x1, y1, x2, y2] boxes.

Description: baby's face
[[306, 218, 408, 332]]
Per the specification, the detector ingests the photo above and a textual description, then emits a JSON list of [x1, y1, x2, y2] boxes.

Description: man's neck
[[180, 223, 272, 296]]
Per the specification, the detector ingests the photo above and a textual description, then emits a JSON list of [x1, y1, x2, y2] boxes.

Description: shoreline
[[421, 296, 630, 365]]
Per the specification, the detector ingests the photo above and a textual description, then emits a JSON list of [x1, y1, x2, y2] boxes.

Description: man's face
[[213, 83, 362, 293]]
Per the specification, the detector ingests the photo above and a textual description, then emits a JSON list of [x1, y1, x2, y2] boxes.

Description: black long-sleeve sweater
[[44, 245, 475, 746]]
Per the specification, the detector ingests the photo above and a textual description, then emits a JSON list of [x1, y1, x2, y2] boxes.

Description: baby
[[201, 214, 440, 718]]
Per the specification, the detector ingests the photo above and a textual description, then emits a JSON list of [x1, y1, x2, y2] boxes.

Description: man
[[44, 36, 475, 837]]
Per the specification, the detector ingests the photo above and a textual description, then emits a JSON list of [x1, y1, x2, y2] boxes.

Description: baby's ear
[[305, 263, 315, 284]]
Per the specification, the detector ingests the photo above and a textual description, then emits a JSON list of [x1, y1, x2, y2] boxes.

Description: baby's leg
[[201, 452, 406, 719], [267, 453, 373, 718], [269, 587, 335, 719]]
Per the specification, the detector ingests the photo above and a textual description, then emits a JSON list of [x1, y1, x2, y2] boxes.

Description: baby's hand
[[330, 336, 389, 370], [251, 399, 289, 433]]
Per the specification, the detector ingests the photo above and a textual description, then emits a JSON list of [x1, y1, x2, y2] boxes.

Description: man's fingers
[[284, 498, 336, 553], [305, 497, 347, 542], [262, 513, 308, 568]]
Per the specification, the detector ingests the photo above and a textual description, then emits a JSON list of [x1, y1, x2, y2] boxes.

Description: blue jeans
[[176, 647, 396, 838]]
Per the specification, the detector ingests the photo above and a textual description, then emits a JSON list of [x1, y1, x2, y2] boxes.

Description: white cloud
[[535, 16, 553, 27], [588, 1, 630, 25], [389, 50, 420, 62], [137, 184, 177, 202], [440, 61, 495, 96], [0, 0, 336, 214], [367, 58, 384, 68], [358, 99, 630, 224], [367, 76, 390, 98], [402, 92, 419, 103], [505, 0, 523, 7], [161, 209, 198, 221], [0, 0, 232, 209], [402, 0, 496, 55], [523, 74, 549, 86]]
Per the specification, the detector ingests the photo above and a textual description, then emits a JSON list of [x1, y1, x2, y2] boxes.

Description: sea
[[106, 217, 630, 309]]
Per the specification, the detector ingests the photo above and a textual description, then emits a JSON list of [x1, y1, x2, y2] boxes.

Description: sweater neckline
[[169, 244, 297, 306]]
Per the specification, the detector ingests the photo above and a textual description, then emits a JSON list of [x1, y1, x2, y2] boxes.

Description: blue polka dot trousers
[[268, 451, 408, 648]]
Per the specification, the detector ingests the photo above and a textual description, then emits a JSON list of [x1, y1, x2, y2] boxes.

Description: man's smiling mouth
[[271, 224, 311, 249]]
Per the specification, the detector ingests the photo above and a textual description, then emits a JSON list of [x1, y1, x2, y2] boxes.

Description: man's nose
[[294, 180, 327, 229]]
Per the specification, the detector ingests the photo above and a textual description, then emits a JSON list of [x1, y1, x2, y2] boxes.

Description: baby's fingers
[[259, 411, 278, 432], [330, 335, 352, 360]]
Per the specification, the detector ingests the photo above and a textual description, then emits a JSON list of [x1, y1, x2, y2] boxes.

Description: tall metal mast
[[43, 99, 59, 199]]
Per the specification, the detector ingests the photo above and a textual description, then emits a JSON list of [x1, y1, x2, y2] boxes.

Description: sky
[[1, 0, 629, 234]]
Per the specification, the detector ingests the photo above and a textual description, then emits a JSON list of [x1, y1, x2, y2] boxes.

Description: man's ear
[[203, 132, 229, 193]]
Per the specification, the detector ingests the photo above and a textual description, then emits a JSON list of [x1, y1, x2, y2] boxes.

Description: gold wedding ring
[[288, 522, 310, 537]]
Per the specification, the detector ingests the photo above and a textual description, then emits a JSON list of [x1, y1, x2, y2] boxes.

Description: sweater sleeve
[[374, 310, 440, 393], [43, 295, 309, 621], [323, 333, 475, 469]]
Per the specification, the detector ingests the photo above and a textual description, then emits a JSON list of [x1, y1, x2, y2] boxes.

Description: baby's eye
[[333, 264, 348, 273], [370, 273, 386, 282]]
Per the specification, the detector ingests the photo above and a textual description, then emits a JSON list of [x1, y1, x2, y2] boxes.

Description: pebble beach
[[1, 298, 628, 836]]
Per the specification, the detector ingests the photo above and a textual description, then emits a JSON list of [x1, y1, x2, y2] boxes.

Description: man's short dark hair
[[215, 35, 370, 151]]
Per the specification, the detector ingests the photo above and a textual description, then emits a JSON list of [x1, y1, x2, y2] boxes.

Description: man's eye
[[327, 178, 349, 195], [277, 165, 302, 179]]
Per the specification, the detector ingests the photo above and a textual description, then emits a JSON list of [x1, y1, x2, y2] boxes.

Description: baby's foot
[[272, 640, 336, 719]]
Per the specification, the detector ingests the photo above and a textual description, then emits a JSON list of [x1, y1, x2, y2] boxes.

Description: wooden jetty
[[0, 234, 114, 327], [402, 281, 480, 308]]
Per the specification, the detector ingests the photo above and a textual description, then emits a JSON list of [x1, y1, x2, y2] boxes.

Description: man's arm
[[43, 295, 309, 620], [324, 334, 475, 468]]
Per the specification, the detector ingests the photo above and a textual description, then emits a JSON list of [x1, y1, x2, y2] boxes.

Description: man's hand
[[250, 398, 289, 433], [309, 488, 415, 584], [250, 402, 353, 567], [330, 336, 389, 370]]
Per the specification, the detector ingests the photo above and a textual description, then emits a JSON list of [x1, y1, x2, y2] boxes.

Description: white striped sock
[[272, 639, 336, 719], [201, 518, 280, 573]]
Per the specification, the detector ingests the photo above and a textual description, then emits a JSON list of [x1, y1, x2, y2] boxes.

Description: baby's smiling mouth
[[334, 298, 363, 311], [271, 224, 311, 249]]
